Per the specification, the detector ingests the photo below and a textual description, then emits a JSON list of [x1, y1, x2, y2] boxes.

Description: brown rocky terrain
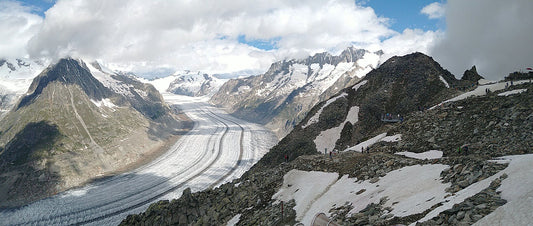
[[120, 53, 532, 225]]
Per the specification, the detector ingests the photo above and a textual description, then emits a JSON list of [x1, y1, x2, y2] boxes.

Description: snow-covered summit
[[147, 71, 226, 97], [211, 47, 382, 138], [0, 58, 47, 117], [0, 58, 46, 93]]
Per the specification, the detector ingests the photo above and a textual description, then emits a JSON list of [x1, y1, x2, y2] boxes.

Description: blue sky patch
[[237, 35, 280, 51], [18, 0, 55, 17], [362, 0, 445, 32]]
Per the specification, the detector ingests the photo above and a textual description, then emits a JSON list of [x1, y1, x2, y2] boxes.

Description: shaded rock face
[[18, 58, 113, 109], [113, 72, 168, 120], [258, 52, 462, 167], [211, 47, 380, 138], [0, 121, 60, 166], [461, 66, 483, 82]]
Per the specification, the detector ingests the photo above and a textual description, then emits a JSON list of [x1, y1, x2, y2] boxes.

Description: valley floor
[[0, 93, 277, 225]]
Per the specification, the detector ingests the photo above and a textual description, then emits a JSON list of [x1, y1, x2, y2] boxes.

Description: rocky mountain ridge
[[259, 52, 461, 166], [211, 47, 381, 138], [0, 58, 188, 208], [121, 53, 533, 225]]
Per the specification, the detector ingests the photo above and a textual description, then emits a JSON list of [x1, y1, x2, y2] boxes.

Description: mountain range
[[0, 58, 187, 207], [211, 47, 382, 138], [147, 71, 226, 97]]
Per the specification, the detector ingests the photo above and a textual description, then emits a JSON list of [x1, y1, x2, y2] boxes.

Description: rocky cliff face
[[0, 58, 185, 207], [461, 66, 483, 82], [210, 47, 381, 138], [120, 54, 533, 226]]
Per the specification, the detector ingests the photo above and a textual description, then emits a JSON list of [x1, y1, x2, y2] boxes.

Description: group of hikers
[[505, 80, 514, 89], [381, 113, 404, 123], [281, 143, 470, 163]]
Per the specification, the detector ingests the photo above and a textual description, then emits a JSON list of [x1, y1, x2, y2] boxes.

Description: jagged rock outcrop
[[0, 58, 188, 207], [210, 47, 381, 138], [461, 66, 483, 82]]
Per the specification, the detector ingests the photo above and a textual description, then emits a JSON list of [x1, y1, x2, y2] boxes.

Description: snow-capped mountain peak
[[147, 71, 226, 97], [211, 47, 382, 138]]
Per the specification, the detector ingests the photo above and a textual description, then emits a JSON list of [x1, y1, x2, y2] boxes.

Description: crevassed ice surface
[[0, 93, 277, 226]]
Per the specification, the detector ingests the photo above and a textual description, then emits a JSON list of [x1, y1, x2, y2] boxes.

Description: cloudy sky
[[1, 0, 532, 79]]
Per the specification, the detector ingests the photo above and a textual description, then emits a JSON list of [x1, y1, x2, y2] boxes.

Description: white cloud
[[380, 29, 442, 61], [0, 0, 43, 58], [431, 0, 533, 80], [0, 0, 437, 76], [24, 0, 402, 75], [421, 2, 445, 19]]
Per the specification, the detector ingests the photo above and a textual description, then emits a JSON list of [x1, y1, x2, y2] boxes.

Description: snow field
[[277, 153, 533, 225], [226, 214, 241, 226], [90, 98, 117, 110], [314, 105, 359, 153], [439, 75, 450, 88], [289, 64, 309, 88], [432, 79, 531, 109], [395, 150, 443, 160], [352, 80, 368, 91], [473, 154, 533, 225], [344, 133, 402, 152], [86, 62, 134, 97], [272, 170, 339, 222], [273, 155, 533, 225], [0, 58, 45, 93], [497, 88, 527, 96], [303, 92, 348, 128], [274, 164, 450, 225]]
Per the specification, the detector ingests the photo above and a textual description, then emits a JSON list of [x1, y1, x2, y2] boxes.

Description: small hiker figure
[[284, 154, 288, 163], [510, 80, 514, 86], [461, 144, 469, 155], [366, 146, 370, 153], [506, 83, 509, 89], [361, 147, 364, 153], [329, 151, 332, 160]]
